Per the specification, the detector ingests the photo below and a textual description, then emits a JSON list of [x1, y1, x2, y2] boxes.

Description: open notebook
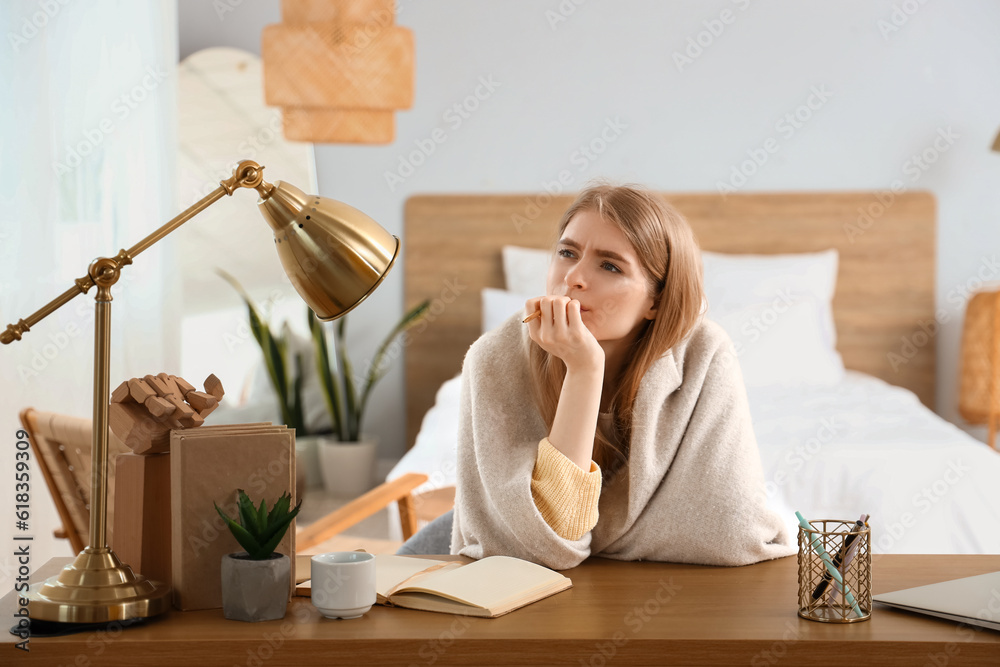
[[296, 553, 572, 618]]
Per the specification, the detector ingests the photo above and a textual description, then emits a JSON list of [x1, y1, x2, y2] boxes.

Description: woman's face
[[546, 208, 657, 344]]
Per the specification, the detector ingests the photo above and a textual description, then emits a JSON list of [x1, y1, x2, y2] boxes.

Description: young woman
[[402, 183, 795, 570]]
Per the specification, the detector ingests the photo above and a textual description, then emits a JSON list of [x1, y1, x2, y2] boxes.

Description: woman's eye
[[557, 248, 575, 259], [602, 261, 621, 274]]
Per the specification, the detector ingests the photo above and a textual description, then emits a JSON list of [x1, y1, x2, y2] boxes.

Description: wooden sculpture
[[109, 373, 225, 454]]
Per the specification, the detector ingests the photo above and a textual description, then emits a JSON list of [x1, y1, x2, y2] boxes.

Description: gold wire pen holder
[[797, 519, 872, 623]]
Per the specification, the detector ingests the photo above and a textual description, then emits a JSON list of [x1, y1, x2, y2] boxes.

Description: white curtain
[[0, 0, 178, 587]]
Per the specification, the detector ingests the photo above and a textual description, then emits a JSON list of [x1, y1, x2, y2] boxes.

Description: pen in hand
[[523, 310, 542, 324]]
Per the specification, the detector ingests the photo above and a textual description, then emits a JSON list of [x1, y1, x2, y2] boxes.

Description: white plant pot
[[318, 436, 378, 498], [295, 435, 325, 490], [221, 552, 290, 622]]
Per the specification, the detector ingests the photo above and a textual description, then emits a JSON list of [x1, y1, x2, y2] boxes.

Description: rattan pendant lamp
[[262, 0, 414, 144]]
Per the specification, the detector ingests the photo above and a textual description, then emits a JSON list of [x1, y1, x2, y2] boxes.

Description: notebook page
[[375, 555, 451, 598], [394, 556, 567, 609]]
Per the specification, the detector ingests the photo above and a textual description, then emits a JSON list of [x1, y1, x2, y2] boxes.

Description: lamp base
[[26, 547, 171, 623]]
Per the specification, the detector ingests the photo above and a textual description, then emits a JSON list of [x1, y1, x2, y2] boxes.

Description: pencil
[[523, 311, 542, 324]]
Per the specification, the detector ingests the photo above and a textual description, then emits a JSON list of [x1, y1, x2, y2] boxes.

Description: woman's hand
[[525, 296, 605, 374]]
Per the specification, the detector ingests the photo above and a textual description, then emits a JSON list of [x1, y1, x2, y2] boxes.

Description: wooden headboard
[[403, 191, 936, 450]]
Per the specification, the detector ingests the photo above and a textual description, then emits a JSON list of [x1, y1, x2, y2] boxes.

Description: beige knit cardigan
[[449, 312, 797, 570]]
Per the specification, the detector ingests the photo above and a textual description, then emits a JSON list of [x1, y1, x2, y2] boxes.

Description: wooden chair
[[19, 407, 440, 557]]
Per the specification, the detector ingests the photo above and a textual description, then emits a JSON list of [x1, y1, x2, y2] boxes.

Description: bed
[[386, 190, 1000, 555]]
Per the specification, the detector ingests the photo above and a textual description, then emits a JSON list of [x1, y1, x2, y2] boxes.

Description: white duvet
[[388, 371, 1000, 554]]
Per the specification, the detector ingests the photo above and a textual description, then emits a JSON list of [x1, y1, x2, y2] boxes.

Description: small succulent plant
[[215, 490, 303, 560]]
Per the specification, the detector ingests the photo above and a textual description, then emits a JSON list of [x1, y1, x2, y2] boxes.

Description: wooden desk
[[3, 554, 998, 666]]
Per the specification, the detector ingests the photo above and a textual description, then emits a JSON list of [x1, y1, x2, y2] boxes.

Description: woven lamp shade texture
[[263, 0, 413, 144], [959, 290, 1000, 424]]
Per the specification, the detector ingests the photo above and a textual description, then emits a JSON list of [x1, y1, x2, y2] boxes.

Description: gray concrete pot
[[221, 552, 290, 622]]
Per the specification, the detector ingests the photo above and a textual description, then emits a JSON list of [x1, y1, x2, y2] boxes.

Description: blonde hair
[[528, 182, 705, 480]]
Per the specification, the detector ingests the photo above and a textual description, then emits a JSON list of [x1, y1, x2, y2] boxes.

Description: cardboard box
[[170, 424, 296, 611]]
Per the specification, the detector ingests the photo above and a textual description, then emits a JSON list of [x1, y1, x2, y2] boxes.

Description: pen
[[827, 514, 870, 606], [795, 511, 864, 618], [811, 513, 867, 600], [523, 310, 542, 323]]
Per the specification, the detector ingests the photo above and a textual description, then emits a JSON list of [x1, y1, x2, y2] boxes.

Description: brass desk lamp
[[2, 160, 399, 623]]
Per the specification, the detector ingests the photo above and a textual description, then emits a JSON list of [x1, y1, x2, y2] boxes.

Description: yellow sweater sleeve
[[530, 437, 602, 541]]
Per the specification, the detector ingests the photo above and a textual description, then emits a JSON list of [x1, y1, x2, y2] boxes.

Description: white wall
[[179, 0, 1000, 456]]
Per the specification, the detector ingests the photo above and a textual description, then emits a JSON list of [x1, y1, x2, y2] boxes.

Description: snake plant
[[309, 299, 430, 442], [218, 270, 307, 434], [220, 269, 430, 440]]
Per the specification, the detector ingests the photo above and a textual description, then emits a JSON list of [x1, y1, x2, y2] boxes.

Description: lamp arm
[[1, 160, 272, 345]]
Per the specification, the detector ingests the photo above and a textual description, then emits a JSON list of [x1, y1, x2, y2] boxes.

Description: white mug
[[310, 552, 377, 619]]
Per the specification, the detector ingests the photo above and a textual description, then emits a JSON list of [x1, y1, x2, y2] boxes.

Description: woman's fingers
[[528, 296, 588, 344], [568, 299, 584, 330], [524, 297, 543, 324], [551, 297, 568, 336], [541, 296, 554, 326]]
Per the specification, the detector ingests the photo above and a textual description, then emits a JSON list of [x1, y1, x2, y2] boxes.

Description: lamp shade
[[958, 289, 1000, 449], [257, 180, 399, 320]]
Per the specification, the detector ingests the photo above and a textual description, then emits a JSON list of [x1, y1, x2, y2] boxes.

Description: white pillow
[[701, 249, 844, 387], [712, 299, 844, 388], [701, 249, 839, 349], [502, 245, 551, 295], [481, 287, 534, 333]]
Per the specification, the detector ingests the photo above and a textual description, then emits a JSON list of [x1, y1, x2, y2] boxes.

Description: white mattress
[[387, 370, 1000, 554]]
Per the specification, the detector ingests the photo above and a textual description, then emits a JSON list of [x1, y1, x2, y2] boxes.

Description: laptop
[[873, 571, 1000, 632]]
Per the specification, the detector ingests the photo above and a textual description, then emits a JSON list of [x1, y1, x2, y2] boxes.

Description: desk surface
[[3, 554, 998, 666]]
